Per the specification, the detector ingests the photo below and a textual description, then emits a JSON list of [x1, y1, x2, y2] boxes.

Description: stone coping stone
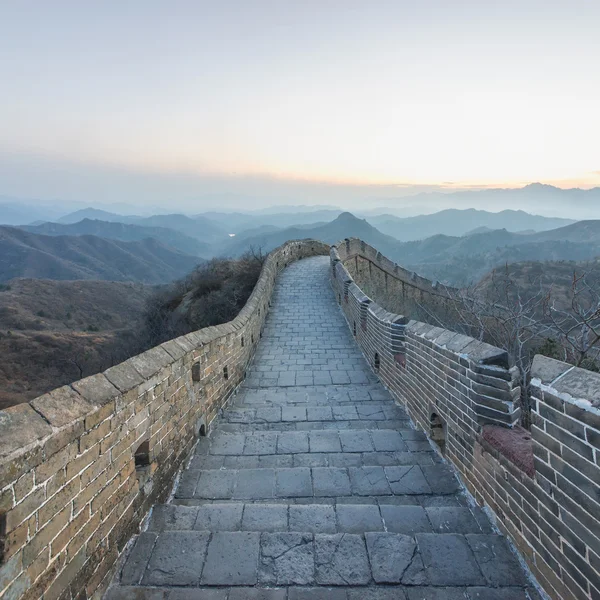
[[105, 360, 146, 392], [531, 355, 572, 386], [71, 373, 120, 405], [0, 403, 53, 458], [31, 385, 94, 428], [532, 354, 600, 409], [552, 367, 600, 408], [129, 346, 174, 379], [461, 341, 509, 369], [161, 339, 187, 360]]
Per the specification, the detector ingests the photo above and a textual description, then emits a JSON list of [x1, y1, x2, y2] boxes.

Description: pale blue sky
[[1, 0, 599, 209]]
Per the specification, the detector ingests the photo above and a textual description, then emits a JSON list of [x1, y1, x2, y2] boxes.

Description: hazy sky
[[1, 1, 599, 209]]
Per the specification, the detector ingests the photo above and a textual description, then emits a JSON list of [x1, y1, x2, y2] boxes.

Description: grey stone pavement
[[107, 256, 539, 599]]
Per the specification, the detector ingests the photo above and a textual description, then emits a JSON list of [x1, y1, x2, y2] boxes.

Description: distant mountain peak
[[521, 182, 559, 192], [336, 211, 362, 221]]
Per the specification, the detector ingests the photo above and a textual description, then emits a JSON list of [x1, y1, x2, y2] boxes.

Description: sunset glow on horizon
[[0, 0, 599, 206]]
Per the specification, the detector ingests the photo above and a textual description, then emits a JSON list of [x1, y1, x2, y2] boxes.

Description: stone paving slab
[[225, 402, 404, 421], [232, 385, 394, 406]]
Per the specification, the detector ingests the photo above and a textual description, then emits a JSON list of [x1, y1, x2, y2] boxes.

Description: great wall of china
[[0, 238, 597, 600]]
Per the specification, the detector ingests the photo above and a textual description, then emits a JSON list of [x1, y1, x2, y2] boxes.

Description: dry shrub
[[142, 249, 265, 347]]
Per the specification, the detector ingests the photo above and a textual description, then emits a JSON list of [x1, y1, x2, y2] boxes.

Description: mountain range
[[55, 209, 226, 244], [223, 212, 400, 257], [366, 208, 574, 241], [0, 226, 200, 283], [21, 219, 210, 257], [385, 220, 600, 284], [1, 201, 600, 288], [220, 211, 600, 285]]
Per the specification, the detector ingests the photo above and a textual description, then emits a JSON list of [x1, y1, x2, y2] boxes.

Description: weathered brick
[[110, 429, 137, 462], [43, 546, 86, 600], [38, 478, 79, 528], [51, 505, 90, 559], [84, 400, 116, 431], [90, 478, 120, 516], [46, 468, 67, 499], [65, 446, 100, 481], [12, 472, 34, 504], [80, 452, 110, 487], [551, 455, 600, 505], [539, 404, 587, 441], [35, 442, 77, 484], [6, 487, 45, 531], [65, 510, 101, 560], [100, 426, 123, 455], [79, 419, 111, 453], [4, 518, 30, 561], [23, 504, 71, 567]]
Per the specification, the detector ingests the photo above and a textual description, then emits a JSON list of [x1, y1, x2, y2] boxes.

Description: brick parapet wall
[[337, 236, 459, 299], [331, 239, 600, 600], [0, 239, 329, 600]]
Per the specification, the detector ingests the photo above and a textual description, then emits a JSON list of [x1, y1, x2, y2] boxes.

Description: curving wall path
[[107, 255, 539, 599], [1, 235, 598, 600]]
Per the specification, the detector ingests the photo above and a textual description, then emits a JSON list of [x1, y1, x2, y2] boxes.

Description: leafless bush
[[142, 249, 265, 347], [542, 271, 600, 369], [413, 264, 600, 426]]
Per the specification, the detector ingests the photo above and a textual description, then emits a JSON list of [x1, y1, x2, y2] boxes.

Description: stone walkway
[[107, 256, 539, 599]]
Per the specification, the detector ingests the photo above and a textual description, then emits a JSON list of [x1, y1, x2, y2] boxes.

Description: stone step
[[196, 429, 431, 458], [189, 449, 438, 471], [222, 404, 407, 423], [234, 398, 395, 406], [234, 385, 394, 405], [148, 503, 493, 535], [218, 419, 411, 433], [174, 465, 460, 501], [106, 585, 534, 600], [115, 529, 529, 591]]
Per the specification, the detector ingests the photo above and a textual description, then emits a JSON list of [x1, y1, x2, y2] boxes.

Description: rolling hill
[[134, 214, 226, 243], [21, 219, 210, 257], [57, 209, 227, 244], [0, 226, 200, 284], [56, 207, 141, 224]]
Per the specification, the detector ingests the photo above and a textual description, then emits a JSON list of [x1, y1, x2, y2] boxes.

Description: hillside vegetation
[[0, 279, 154, 408], [144, 251, 265, 347], [0, 252, 265, 408]]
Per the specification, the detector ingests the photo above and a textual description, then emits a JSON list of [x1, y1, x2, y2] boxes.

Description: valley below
[[1, 190, 599, 406]]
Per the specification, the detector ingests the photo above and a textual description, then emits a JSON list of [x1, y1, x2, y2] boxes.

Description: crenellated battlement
[[331, 238, 600, 600]]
